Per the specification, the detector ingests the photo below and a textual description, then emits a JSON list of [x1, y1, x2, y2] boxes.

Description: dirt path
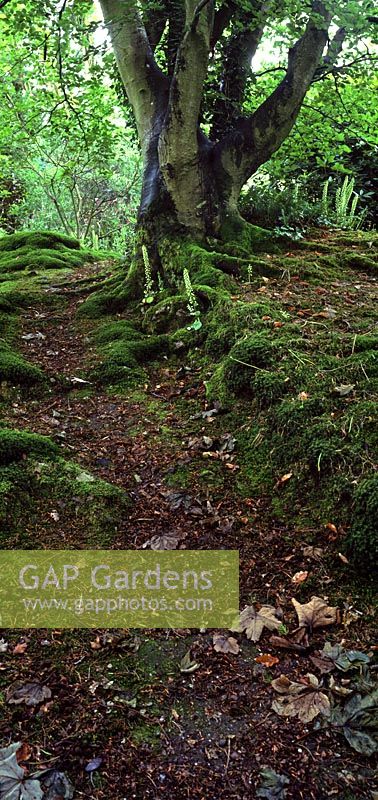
[[0, 263, 376, 800]]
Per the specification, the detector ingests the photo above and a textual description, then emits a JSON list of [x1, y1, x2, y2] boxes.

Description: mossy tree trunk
[[99, 0, 336, 282]]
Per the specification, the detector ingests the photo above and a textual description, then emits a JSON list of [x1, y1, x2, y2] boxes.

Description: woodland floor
[[0, 233, 377, 800]]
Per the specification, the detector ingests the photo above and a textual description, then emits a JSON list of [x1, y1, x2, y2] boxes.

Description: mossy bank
[[86, 229, 377, 577]]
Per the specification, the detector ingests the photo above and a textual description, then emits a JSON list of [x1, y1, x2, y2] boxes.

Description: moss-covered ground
[[0, 228, 377, 800]]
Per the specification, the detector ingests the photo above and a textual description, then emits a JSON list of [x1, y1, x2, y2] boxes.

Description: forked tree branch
[[218, 0, 332, 188]]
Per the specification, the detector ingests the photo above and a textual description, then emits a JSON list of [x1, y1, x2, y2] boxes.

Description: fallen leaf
[[325, 522, 338, 534], [0, 742, 43, 800], [234, 605, 282, 642], [90, 637, 102, 650], [6, 682, 52, 707], [279, 472, 292, 484], [338, 552, 349, 564], [75, 471, 95, 484], [13, 643, 28, 655], [41, 769, 74, 799], [213, 634, 239, 654], [15, 744, 32, 764], [272, 673, 331, 723], [329, 674, 353, 697], [291, 571, 308, 585], [298, 391, 309, 400], [292, 596, 338, 631], [329, 689, 378, 755], [0, 638, 8, 653], [70, 376, 92, 384], [49, 510, 60, 522], [143, 533, 179, 550], [310, 642, 371, 674], [270, 627, 309, 653], [180, 650, 200, 673], [256, 767, 290, 799], [302, 546, 324, 559], [21, 332, 45, 341], [255, 654, 279, 667], [333, 383, 355, 396]]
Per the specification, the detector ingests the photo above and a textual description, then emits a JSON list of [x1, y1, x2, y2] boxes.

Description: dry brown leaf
[[291, 571, 308, 585], [338, 552, 349, 564], [325, 522, 338, 534], [6, 682, 52, 707], [144, 534, 179, 550], [213, 634, 239, 654], [280, 472, 292, 484], [255, 653, 279, 667], [13, 642, 28, 654], [15, 743, 32, 763], [269, 627, 309, 653], [234, 605, 281, 642], [292, 596, 338, 631], [271, 673, 331, 723], [302, 546, 324, 559], [90, 637, 102, 650]]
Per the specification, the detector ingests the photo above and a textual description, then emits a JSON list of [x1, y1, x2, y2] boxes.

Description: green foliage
[[0, 3, 141, 249], [334, 177, 360, 228]]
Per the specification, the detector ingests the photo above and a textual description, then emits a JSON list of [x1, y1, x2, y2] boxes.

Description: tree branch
[[210, 0, 272, 140], [160, 0, 214, 162], [99, 0, 168, 154], [143, 0, 169, 50], [218, 0, 332, 189], [157, 0, 215, 231], [210, 0, 237, 49]]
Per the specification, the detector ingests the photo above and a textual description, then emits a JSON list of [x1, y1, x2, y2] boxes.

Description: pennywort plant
[[142, 244, 155, 304], [183, 268, 202, 330]]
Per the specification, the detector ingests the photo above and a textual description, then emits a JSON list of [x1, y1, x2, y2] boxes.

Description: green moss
[[0, 344, 45, 385], [0, 455, 130, 546], [341, 253, 377, 274], [253, 370, 290, 406], [91, 328, 169, 387], [0, 231, 98, 275], [346, 474, 378, 576], [0, 230, 81, 253], [93, 320, 142, 345], [353, 334, 378, 352], [0, 428, 58, 464], [79, 261, 142, 317], [218, 218, 277, 254], [144, 294, 189, 333], [0, 311, 17, 341]]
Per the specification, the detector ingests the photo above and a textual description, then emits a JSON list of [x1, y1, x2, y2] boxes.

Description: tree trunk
[[137, 125, 244, 264]]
